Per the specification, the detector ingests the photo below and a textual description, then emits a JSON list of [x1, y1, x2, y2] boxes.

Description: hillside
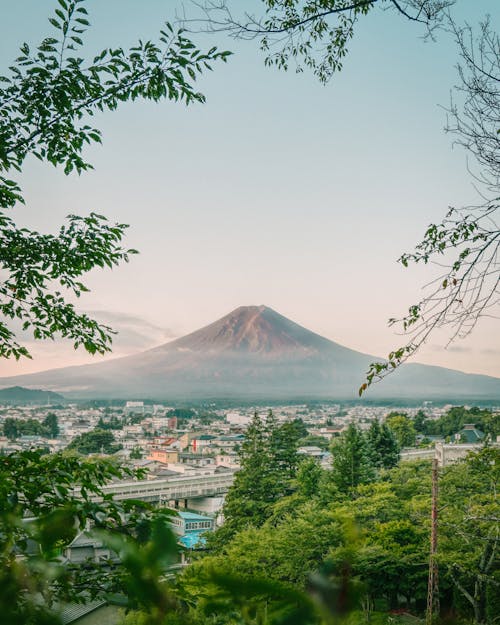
[[0, 386, 65, 404], [0, 306, 498, 400]]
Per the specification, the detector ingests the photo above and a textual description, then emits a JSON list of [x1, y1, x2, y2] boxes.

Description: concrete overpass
[[100, 470, 235, 504]]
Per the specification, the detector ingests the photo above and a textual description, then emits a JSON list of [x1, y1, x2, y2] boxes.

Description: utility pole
[[426, 458, 439, 625]]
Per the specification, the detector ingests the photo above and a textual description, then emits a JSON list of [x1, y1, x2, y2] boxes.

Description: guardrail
[[100, 471, 235, 502]]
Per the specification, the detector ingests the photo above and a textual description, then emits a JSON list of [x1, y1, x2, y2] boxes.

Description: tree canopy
[[175, 448, 500, 624], [66, 427, 122, 454], [0, 0, 229, 361], [215, 411, 302, 544], [0, 449, 180, 625], [188, 0, 453, 83]]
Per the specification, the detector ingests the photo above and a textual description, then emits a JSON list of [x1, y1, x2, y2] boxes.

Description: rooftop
[[178, 511, 212, 521]]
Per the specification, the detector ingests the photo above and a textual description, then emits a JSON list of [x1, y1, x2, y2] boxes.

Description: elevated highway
[[100, 470, 235, 503]]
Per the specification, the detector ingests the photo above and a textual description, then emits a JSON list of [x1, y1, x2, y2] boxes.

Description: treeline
[[380, 406, 499, 448], [67, 428, 122, 455], [208, 416, 399, 553], [412, 406, 499, 438], [1, 411, 498, 625], [2, 413, 59, 439], [165, 413, 498, 625]]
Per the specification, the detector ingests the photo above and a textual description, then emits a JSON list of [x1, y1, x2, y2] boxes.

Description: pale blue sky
[[1, 0, 499, 378]]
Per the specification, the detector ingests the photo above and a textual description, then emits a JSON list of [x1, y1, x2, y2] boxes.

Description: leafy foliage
[[66, 427, 122, 454], [43, 412, 60, 437], [166, 408, 197, 420], [0, 0, 230, 360], [2, 413, 59, 439], [0, 449, 180, 625], [174, 450, 499, 624], [362, 16, 499, 393], [298, 433, 330, 450], [366, 420, 400, 469], [190, 1, 452, 83], [385, 414, 416, 448], [2, 426, 499, 625], [296, 456, 323, 497], [213, 411, 302, 544], [439, 447, 500, 623], [130, 445, 144, 460], [413, 405, 499, 439]]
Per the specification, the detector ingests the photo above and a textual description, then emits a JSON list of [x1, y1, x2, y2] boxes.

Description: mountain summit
[[0, 305, 498, 399], [154, 305, 332, 355]]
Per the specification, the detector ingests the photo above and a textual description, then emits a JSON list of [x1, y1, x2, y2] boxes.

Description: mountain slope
[[0, 305, 498, 399], [0, 386, 65, 404]]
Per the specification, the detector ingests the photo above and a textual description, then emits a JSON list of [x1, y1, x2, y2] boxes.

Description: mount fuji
[[0, 305, 498, 400]]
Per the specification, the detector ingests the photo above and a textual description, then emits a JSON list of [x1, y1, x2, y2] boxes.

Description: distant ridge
[[0, 386, 65, 404], [0, 306, 498, 400]]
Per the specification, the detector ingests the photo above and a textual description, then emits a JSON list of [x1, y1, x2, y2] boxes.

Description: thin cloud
[[85, 310, 178, 348], [0, 310, 179, 376]]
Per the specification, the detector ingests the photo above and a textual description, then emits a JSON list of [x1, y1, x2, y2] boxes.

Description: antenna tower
[[426, 457, 439, 625]]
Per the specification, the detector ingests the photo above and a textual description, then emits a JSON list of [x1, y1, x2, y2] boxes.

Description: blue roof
[[179, 531, 207, 548], [178, 511, 212, 521]]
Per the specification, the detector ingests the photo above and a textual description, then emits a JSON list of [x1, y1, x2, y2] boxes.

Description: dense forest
[[2, 407, 498, 625], [159, 412, 500, 625]]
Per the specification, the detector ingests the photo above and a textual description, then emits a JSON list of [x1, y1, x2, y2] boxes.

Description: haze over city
[[0, 0, 499, 381]]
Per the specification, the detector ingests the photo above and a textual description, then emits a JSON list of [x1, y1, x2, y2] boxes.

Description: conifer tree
[[330, 423, 374, 493], [43, 413, 59, 438], [220, 411, 271, 537], [218, 410, 302, 541], [296, 457, 323, 497], [266, 410, 301, 496], [366, 420, 400, 470]]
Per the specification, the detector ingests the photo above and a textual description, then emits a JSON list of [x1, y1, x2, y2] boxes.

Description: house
[[456, 424, 485, 443], [63, 531, 113, 565], [178, 432, 196, 451], [57, 601, 118, 625], [297, 445, 324, 457], [125, 401, 144, 415], [179, 452, 215, 468], [191, 434, 217, 452], [226, 412, 251, 426], [213, 434, 245, 451], [148, 448, 179, 464], [170, 511, 214, 548], [215, 452, 240, 469]]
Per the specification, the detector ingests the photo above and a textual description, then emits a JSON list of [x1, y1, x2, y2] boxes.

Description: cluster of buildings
[[2, 395, 498, 625], [2, 400, 498, 536]]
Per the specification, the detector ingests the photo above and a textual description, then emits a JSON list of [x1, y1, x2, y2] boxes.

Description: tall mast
[[426, 457, 439, 625]]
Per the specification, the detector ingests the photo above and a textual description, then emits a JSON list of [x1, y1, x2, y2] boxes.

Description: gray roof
[[59, 600, 106, 624]]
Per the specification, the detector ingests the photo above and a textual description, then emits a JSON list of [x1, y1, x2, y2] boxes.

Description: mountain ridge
[[0, 305, 498, 400], [150, 305, 353, 356], [0, 386, 65, 404]]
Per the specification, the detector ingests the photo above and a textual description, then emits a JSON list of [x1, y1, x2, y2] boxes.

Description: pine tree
[[330, 423, 374, 493], [43, 413, 60, 438], [219, 410, 302, 541], [266, 411, 301, 496], [296, 457, 323, 497], [366, 420, 400, 470], [220, 412, 271, 536]]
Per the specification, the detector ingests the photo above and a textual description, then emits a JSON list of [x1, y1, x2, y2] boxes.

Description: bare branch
[[181, 0, 454, 82], [361, 14, 499, 394]]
